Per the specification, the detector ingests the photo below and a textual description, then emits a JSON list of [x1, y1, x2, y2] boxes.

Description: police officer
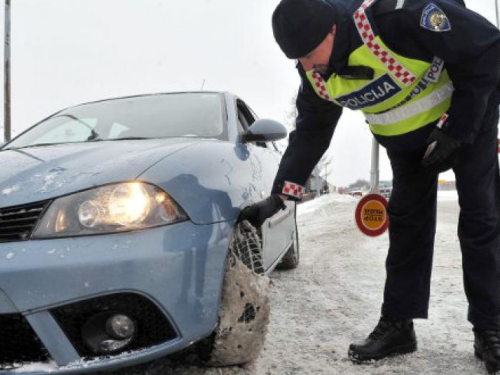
[[240, 0, 500, 372]]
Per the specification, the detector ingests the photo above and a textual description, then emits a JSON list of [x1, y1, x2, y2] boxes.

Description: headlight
[[33, 182, 188, 238]]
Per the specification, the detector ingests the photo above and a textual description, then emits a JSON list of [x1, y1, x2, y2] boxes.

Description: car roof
[[70, 91, 232, 109]]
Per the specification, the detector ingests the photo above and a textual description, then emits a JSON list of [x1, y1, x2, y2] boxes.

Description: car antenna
[[200, 78, 206, 91]]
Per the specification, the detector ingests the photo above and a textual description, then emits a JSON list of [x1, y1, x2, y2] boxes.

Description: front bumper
[[0, 219, 233, 374]]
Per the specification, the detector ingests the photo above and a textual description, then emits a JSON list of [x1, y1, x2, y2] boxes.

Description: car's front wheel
[[198, 220, 270, 366]]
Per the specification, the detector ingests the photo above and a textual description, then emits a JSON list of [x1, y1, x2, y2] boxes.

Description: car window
[[236, 118, 245, 134], [5, 93, 228, 149], [108, 123, 129, 139], [237, 101, 256, 127], [237, 100, 267, 149], [237, 111, 248, 133], [18, 116, 98, 146]]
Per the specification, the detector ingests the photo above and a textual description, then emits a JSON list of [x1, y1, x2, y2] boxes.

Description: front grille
[[0, 314, 51, 370], [51, 293, 178, 358], [0, 201, 50, 243]]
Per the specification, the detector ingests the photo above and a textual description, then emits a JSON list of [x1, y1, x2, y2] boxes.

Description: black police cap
[[272, 0, 339, 59]]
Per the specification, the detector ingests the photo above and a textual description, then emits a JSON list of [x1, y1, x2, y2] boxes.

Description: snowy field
[[107, 190, 490, 375]]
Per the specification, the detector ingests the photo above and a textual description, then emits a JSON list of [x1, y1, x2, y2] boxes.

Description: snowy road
[[114, 192, 490, 375]]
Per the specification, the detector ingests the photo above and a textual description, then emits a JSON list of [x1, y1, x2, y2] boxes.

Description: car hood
[[0, 139, 199, 208]]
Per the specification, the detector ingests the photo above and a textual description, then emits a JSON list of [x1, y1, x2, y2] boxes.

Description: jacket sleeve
[[271, 66, 342, 201], [396, 0, 500, 143]]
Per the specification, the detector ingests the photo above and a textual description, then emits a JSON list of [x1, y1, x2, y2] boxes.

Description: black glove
[[421, 127, 461, 175], [240, 194, 286, 228]]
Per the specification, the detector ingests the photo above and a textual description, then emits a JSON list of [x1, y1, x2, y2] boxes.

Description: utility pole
[[325, 162, 328, 186], [316, 167, 321, 197], [370, 138, 380, 193], [496, 0, 500, 29], [4, 0, 11, 142], [325, 161, 331, 193]]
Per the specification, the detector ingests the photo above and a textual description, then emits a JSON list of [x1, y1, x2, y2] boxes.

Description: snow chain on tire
[[200, 220, 271, 366]]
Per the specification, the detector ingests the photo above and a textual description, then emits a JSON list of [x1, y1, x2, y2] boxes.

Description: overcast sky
[[0, 0, 497, 186]]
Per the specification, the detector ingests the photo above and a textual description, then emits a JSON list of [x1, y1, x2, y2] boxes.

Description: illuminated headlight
[[33, 182, 188, 238]]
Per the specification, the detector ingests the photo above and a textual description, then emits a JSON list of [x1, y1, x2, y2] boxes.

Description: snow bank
[[438, 190, 458, 201], [297, 193, 357, 217]]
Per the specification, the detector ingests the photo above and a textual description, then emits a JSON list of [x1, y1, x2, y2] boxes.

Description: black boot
[[474, 328, 500, 374], [348, 317, 417, 363]]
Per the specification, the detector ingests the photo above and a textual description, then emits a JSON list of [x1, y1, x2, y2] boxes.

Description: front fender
[[138, 140, 277, 225]]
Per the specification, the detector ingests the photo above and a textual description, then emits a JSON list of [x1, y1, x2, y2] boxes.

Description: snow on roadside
[[12, 361, 57, 373], [438, 190, 459, 201], [298, 193, 358, 216], [258, 191, 485, 375]]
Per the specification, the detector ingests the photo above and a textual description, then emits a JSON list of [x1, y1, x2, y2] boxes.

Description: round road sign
[[355, 194, 389, 237]]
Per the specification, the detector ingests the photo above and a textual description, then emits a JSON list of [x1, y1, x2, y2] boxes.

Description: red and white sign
[[355, 193, 389, 237]]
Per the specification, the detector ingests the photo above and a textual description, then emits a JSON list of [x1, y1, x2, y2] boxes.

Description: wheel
[[197, 220, 270, 366], [276, 215, 299, 270]]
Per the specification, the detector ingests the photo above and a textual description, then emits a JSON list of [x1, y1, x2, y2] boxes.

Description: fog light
[[82, 312, 136, 354], [106, 314, 135, 340]]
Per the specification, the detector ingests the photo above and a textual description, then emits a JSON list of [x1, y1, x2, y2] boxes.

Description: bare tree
[[348, 179, 371, 191], [284, 93, 298, 130]]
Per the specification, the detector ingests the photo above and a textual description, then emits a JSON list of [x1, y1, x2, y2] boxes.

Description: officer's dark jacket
[[271, 0, 500, 200]]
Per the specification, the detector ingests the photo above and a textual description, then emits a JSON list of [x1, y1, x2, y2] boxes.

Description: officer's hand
[[240, 194, 287, 228], [421, 128, 461, 175]]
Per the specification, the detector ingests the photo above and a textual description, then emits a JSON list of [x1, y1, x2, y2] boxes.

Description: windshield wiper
[[112, 137, 150, 141], [86, 129, 101, 142], [6, 142, 66, 150]]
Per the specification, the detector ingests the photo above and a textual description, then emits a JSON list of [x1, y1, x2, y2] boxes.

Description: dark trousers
[[379, 105, 500, 329]]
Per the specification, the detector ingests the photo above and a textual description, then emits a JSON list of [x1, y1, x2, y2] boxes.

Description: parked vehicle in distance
[[348, 190, 364, 198], [378, 181, 393, 200]]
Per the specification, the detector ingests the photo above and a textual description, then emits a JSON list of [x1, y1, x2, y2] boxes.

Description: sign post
[[355, 137, 389, 236], [370, 138, 380, 193]]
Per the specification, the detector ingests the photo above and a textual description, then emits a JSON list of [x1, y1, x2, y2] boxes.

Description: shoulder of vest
[[372, 0, 406, 16]]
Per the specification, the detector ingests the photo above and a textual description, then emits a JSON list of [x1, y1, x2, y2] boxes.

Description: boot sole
[[475, 348, 500, 374], [348, 342, 418, 364]]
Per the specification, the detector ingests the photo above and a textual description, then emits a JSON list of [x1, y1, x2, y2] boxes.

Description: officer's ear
[[330, 24, 337, 37], [328, 24, 337, 43]]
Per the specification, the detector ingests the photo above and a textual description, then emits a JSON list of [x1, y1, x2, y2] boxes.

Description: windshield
[[5, 93, 226, 149]]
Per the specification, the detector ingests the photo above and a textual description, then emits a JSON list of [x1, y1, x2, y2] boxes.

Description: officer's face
[[298, 24, 336, 74]]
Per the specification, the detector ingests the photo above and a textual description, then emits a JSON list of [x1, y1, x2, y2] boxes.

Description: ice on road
[[120, 191, 487, 375]]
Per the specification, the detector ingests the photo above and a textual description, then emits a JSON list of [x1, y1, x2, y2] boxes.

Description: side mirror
[[240, 119, 287, 144]]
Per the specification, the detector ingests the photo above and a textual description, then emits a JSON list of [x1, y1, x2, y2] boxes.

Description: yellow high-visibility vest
[[306, 0, 453, 136]]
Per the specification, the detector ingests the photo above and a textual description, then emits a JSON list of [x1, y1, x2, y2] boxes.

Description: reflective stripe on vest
[[364, 82, 453, 124], [305, 0, 453, 137], [354, 0, 416, 86], [311, 71, 332, 101]]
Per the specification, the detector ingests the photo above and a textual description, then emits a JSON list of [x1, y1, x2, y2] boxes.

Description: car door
[[236, 100, 295, 269]]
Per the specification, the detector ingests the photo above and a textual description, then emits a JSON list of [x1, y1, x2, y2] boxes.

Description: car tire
[[276, 215, 300, 270], [197, 220, 271, 366]]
